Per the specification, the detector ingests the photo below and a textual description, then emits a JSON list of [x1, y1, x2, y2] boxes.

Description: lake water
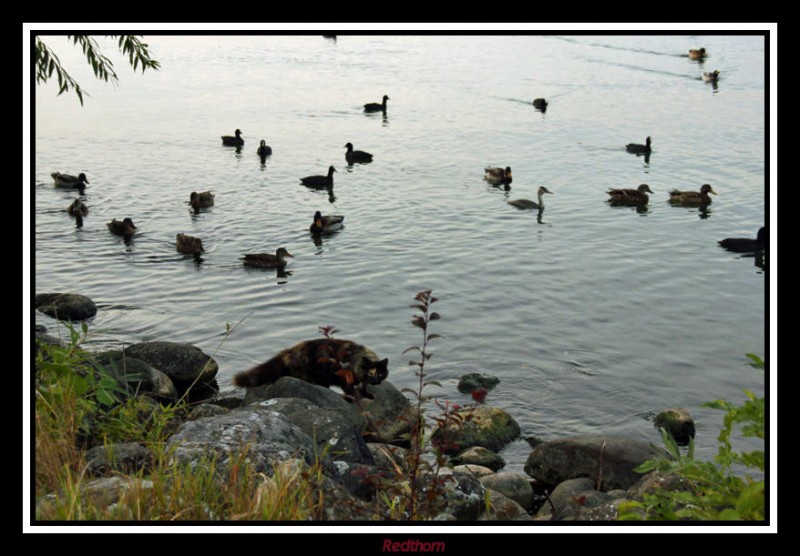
[[31, 34, 769, 473]]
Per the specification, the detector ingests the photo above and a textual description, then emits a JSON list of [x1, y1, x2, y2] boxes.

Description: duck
[[508, 186, 553, 210], [532, 98, 548, 111], [309, 211, 345, 233], [243, 248, 293, 268], [257, 140, 272, 157], [607, 184, 654, 205], [718, 227, 765, 253], [364, 95, 389, 113], [189, 191, 215, 212], [176, 233, 204, 255], [703, 70, 720, 83], [668, 183, 717, 206], [221, 129, 244, 147], [344, 142, 373, 164], [300, 166, 337, 189], [52, 172, 89, 192], [67, 198, 88, 217], [484, 166, 513, 186], [106, 218, 137, 237], [688, 47, 707, 60], [626, 136, 652, 155]]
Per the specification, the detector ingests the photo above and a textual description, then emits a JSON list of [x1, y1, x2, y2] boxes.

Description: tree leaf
[[423, 381, 443, 388], [429, 312, 441, 320], [402, 346, 421, 354], [427, 334, 443, 340]]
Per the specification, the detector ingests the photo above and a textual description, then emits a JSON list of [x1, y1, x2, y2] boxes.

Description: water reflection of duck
[[176, 233, 204, 255], [301, 166, 337, 188], [189, 191, 215, 212], [485, 166, 512, 186], [310, 210, 344, 234], [364, 95, 389, 113], [221, 129, 244, 147], [718, 227, 766, 253], [669, 183, 717, 206], [626, 136, 652, 155], [52, 172, 89, 192], [243, 248, 293, 268], [508, 186, 553, 209], [688, 47, 707, 60], [107, 218, 137, 237], [257, 140, 272, 157], [344, 142, 373, 164], [607, 184, 653, 205]]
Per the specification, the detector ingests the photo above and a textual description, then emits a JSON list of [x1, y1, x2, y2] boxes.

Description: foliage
[[34, 35, 160, 105], [618, 354, 765, 521]]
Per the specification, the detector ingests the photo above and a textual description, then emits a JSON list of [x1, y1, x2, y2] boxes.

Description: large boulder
[[524, 435, 667, 491], [450, 446, 506, 471], [431, 405, 521, 455], [479, 489, 532, 521], [457, 373, 500, 394], [85, 442, 152, 477], [358, 381, 416, 444], [91, 351, 177, 401], [36, 293, 97, 321], [479, 472, 534, 511], [123, 342, 218, 398]]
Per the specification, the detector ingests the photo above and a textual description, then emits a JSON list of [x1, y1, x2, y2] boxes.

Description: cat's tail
[[233, 360, 279, 388]]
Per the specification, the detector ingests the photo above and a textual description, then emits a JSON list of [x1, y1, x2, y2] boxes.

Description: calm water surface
[[32, 35, 768, 471]]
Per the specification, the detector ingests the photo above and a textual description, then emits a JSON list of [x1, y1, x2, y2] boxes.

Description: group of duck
[[51, 94, 392, 268]]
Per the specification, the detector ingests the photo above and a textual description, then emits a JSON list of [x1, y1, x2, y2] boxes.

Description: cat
[[233, 338, 389, 399]]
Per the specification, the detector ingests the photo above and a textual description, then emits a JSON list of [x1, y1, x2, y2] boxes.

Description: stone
[[524, 435, 667, 491], [212, 390, 246, 409], [535, 477, 617, 520], [358, 381, 416, 445], [450, 446, 505, 471], [479, 472, 534, 511], [479, 489, 533, 521], [368, 443, 409, 472], [36, 477, 154, 517], [440, 472, 485, 521], [91, 352, 177, 401], [431, 405, 521, 455], [188, 403, 231, 420], [654, 408, 696, 445], [35, 292, 97, 321], [457, 373, 500, 394], [452, 464, 495, 478], [626, 469, 694, 500], [123, 341, 218, 395], [85, 442, 152, 477]]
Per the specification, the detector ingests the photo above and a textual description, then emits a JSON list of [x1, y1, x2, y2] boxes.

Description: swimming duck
[[703, 70, 720, 83], [221, 129, 244, 147], [309, 211, 345, 233], [300, 166, 337, 188], [106, 218, 137, 237], [508, 186, 553, 210], [484, 166, 513, 186], [67, 198, 88, 217], [189, 191, 215, 212], [52, 172, 89, 192], [364, 95, 389, 113], [243, 248, 293, 268], [626, 136, 652, 155], [718, 227, 765, 253], [668, 183, 717, 206], [688, 47, 707, 60], [607, 184, 654, 205], [344, 142, 373, 164], [532, 98, 548, 111], [176, 233, 204, 255], [257, 140, 272, 157]]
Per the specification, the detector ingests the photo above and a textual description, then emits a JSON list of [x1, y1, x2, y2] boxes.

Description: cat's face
[[366, 358, 389, 384]]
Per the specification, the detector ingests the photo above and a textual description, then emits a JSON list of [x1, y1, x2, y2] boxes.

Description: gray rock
[[654, 408, 696, 445], [626, 469, 694, 500], [36, 292, 97, 321], [452, 464, 495, 478], [535, 477, 618, 520], [450, 446, 506, 471], [123, 341, 218, 396], [85, 442, 152, 477], [441, 472, 485, 521], [91, 352, 177, 401], [327, 462, 391, 499], [524, 435, 667, 491], [457, 373, 500, 394], [479, 489, 533, 521], [431, 405, 521, 455], [188, 403, 231, 420], [212, 390, 247, 409], [479, 472, 534, 511], [368, 443, 409, 472], [358, 381, 415, 445], [37, 477, 153, 517], [166, 406, 316, 475]]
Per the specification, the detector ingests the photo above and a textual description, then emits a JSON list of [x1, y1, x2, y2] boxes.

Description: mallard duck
[[703, 70, 720, 83], [508, 186, 553, 209], [52, 172, 89, 191], [484, 166, 512, 186], [626, 136, 652, 155], [189, 191, 215, 212], [176, 233, 204, 255], [257, 140, 272, 157], [688, 47, 707, 60], [221, 129, 244, 147], [243, 248, 293, 268], [67, 198, 88, 217], [300, 166, 337, 188], [532, 98, 548, 111], [364, 95, 389, 113], [607, 184, 654, 205], [668, 183, 717, 206], [107, 218, 137, 237], [309, 211, 345, 233], [718, 227, 765, 253], [344, 142, 373, 164]]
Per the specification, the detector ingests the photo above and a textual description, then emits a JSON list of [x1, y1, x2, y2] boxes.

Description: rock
[[85, 442, 152, 477], [457, 373, 500, 394], [188, 403, 231, 420], [327, 462, 391, 499], [524, 435, 667, 491], [91, 352, 178, 401], [479, 489, 533, 521], [123, 341, 218, 397], [36, 292, 97, 321], [524, 435, 546, 449], [626, 469, 694, 500], [654, 408, 696, 445], [431, 405, 521, 455], [34, 324, 64, 347], [441, 472, 486, 521], [36, 477, 153, 517], [166, 406, 317, 475], [452, 464, 495, 478], [211, 390, 246, 409], [450, 446, 505, 471], [479, 472, 534, 511], [368, 443, 409, 472], [358, 381, 416, 445]]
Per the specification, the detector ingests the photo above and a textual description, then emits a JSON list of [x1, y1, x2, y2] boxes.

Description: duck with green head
[[310, 211, 344, 234], [669, 184, 717, 206]]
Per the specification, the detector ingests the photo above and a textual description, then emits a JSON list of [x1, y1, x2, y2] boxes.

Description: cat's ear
[[378, 358, 389, 370]]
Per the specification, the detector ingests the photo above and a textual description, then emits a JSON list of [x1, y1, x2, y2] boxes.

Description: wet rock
[[36, 292, 97, 321], [452, 464, 495, 478], [524, 435, 667, 491], [85, 442, 152, 477], [479, 489, 533, 521], [359, 381, 416, 445], [123, 341, 218, 397], [431, 405, 521, 455], [654, 408, 696, 445], [479, 472, 534, 511], [457, 373, 500, 394], [450, 446, 505, 471], [34, 324, 64, 347], [91, 352, 177, 401]]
